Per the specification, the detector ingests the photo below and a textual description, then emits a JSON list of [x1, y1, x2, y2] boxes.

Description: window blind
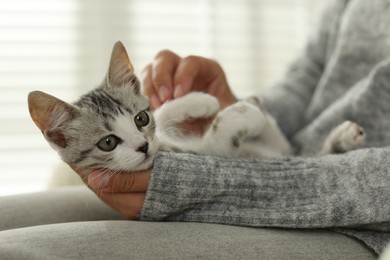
[[0, 0, 327, 196]]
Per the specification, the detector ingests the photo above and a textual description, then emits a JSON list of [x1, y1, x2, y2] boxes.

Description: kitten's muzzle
[[136, 142, 149, 154]]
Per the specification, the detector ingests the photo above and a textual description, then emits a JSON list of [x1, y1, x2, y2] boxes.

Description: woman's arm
[[141, 149, 390, 229]]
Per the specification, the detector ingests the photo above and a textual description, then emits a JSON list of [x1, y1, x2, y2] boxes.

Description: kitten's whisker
[[111, 171, 122, 193]]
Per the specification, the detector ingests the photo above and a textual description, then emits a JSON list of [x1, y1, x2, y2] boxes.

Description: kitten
[[28, 41, 366, 176]]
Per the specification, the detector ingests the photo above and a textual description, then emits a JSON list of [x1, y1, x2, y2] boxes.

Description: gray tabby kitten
[[28, 41, 366, 175]]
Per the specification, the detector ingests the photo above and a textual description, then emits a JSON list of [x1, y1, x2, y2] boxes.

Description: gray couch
[[0, 187, 375, 259]]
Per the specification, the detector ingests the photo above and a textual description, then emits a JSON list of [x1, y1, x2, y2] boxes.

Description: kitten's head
[[28, 41, 158, 173]]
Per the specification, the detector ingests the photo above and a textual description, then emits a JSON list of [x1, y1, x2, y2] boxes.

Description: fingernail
[[159, 85, 169, 101], [174, 84, 184, 98], [150, 95, 160, 109]]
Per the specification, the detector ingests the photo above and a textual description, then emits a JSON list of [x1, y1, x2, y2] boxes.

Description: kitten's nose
[[136, 142, 149, 154]]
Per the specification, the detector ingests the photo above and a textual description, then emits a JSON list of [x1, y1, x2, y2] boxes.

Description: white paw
[[245, 96, 266, 112], [329, 121, 366, 152], [216, 101, 267, 138], [154, 92, 220, 126], [173, 92, 220, 119]]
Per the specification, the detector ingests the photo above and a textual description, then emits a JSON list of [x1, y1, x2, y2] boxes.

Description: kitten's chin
[[130, 153, 155, 171]]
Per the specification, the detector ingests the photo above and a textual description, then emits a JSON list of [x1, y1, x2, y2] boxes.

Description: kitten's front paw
[[330, 121, 366, 153], [177, 92, 220, 119], [245, 96, 266, 112]]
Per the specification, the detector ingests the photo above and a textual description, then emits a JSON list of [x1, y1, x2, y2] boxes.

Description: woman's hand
[[72, 167, 150, 220], [141, 50, 237, 110]]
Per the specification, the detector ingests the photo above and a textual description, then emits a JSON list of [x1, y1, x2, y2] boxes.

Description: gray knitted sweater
[[140, 0, 390, 255]]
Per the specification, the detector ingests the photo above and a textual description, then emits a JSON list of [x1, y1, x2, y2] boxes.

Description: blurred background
[[0, 0, 327, 195]]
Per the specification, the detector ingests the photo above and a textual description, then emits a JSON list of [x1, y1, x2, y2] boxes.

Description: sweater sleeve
[[257, 0, 349, 138], [293, 58, 390, 155], [140, 149, 390, 229]]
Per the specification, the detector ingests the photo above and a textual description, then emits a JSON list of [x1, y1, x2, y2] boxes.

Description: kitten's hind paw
[[328, 121, 366, 153]]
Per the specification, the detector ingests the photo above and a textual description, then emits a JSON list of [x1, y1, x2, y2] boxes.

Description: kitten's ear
[[106, 41, 135, 87], [28, 91, 78, 148]]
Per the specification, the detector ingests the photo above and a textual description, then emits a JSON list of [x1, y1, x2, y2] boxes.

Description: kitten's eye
[[134, 111, 149, 128], [97, 135, 120, 152]]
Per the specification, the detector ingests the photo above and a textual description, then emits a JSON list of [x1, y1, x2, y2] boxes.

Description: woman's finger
[[97, 192, 146, 220], [141, 64, 162, 110], [173, 56, 221, 98], [151, 49, 181, 102], [87, 170, 151, 193]]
